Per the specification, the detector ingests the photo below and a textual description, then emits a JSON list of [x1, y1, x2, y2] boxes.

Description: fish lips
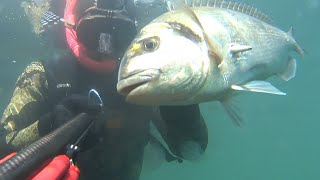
[[117, 69, 161, 96]]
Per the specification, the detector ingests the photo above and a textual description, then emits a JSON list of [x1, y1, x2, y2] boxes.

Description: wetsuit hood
[[64, 0, 136, 74]]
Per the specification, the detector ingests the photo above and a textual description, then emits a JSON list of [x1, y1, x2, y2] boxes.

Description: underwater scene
[[0, 0, 319, 179]]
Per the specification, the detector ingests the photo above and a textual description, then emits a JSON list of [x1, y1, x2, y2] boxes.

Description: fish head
[[117, 21, 209, 105]]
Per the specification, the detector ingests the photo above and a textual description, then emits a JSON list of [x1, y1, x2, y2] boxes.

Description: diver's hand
[[53, 94, 102, 127], [59, 94, 102, 116], [39, 90, 103, 147]]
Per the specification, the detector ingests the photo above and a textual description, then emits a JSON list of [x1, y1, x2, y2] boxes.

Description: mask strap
[[63, 0, 78, 29]]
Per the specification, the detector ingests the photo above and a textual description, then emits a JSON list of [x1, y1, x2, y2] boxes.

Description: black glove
[[57, 93, 104, 126], [60, 94, 102, 115], [39, 94, 103, 135]]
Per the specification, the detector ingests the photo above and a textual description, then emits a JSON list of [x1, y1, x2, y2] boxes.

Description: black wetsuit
[[0, 53, 208, 180]]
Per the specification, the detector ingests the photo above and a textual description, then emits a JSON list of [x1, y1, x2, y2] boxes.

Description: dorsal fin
[[181, 0, 275, 25]]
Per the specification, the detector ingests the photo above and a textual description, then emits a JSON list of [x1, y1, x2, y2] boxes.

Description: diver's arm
[[0, 62, 48, 154]]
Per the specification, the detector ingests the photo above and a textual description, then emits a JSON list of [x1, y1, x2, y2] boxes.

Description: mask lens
[[76, 9, 137, 59]]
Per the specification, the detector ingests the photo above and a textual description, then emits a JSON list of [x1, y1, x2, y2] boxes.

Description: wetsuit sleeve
[[0, 62, 49, 153]]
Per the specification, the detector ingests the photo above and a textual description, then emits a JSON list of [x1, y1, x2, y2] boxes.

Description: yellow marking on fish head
[[126, 23, 169, 59], [126, 42, 142, 59], [131, 43, 142, 53]]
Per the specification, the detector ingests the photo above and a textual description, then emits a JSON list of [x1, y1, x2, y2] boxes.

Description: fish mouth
[[117, 69, 161, 96]]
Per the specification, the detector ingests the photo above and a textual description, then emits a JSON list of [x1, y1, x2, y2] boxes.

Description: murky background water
[[1, 0, 319, 179]]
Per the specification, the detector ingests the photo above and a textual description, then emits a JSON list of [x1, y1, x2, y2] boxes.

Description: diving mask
[[76, 7, 137, 59]]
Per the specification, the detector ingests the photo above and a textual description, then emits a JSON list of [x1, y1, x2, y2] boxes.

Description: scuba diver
[[0, 0, 208, 179]]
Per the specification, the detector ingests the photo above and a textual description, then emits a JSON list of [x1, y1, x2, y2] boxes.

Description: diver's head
[[67, 0, 137, 73]]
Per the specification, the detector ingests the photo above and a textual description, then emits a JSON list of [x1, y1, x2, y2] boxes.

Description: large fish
[[117, 0, 304, 125]]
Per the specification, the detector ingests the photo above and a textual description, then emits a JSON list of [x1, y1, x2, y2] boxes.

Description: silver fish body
[[117, 3, 303, 123]]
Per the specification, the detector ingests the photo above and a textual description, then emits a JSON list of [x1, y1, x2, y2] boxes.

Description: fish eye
[[143, 38, 159, 52]]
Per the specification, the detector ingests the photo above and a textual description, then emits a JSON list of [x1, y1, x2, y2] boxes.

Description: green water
[[1, 0, 319, 179]]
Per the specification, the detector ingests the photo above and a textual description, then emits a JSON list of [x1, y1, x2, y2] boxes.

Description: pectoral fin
[[221, 97, 244, 127], [229, 43, 252, 54], [231, 81, 286, 95]]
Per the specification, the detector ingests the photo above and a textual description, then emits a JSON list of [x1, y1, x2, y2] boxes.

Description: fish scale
[[196, 8, 295, 81], [117, 1, 304, 125]]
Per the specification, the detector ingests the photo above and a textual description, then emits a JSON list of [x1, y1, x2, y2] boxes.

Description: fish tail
[[287, 27, 305, 58]]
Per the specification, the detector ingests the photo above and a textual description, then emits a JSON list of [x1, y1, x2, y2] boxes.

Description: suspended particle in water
[[307, 0, 319, 9], [0, 3, 4, 14]]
